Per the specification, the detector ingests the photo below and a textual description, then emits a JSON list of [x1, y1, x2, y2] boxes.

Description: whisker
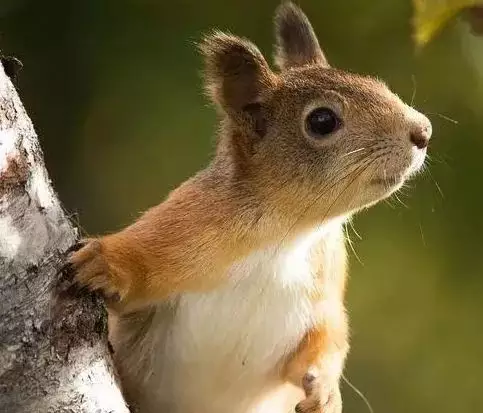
[[344, 224, 364, 266], [342, 373, 374, 413], [426, 169, 444, 199], [424, 155, 433, 167], [341, 147, 366, 158], [384, 198, 396, 209], [419, 221, 426, 247], [410, 74, 417, 107], [348, 219, 362, 241], [398, 185, 411, 197], [319, 158, 379, 224], [343, 164, 379, 266], [393, 192, 409, 209], [427, 111, 459, 125], [426, 153, 448, 166], [273, 156, 377, 255]]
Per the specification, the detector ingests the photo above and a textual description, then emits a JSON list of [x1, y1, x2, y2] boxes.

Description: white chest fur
[[173, 231, 321, 372], [144, 220, 346, 413]]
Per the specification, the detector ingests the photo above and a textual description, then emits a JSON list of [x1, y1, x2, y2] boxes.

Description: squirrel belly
[[111, 219, 347, 413]]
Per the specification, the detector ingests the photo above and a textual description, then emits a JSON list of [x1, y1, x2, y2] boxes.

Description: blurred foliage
[[1, 1, 483, 412], [413, 0, 483, 45]]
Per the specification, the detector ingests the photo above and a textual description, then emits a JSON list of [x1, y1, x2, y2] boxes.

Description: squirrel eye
[[305, 107, 340, 138]]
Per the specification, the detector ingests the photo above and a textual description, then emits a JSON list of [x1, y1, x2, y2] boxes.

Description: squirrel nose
[[409, 122, 432, 149]]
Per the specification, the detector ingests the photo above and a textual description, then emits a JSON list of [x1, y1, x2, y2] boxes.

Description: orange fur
[[283, 327, 331, 385], [71, 168, 323, 311]]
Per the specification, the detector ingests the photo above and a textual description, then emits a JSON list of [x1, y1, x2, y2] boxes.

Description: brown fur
[[69, 2, 431, 412]]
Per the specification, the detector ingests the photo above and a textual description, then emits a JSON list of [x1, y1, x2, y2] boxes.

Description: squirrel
[[68, 2, 432, 413]]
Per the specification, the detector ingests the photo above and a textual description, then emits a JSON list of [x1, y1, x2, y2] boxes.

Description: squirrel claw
[[62, 238, 124, 305], [295, 391, 341, 413], [295, 372, 341, 413]]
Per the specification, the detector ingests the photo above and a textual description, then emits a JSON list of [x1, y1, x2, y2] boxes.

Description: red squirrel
[[69, 3, 432, 412]]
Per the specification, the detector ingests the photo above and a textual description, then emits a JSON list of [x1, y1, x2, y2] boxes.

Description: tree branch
[[0, 60, 129, 412]]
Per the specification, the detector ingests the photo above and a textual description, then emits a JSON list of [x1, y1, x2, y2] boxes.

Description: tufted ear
[[199, 31, 276, 113], [274, 2, 329, 70]]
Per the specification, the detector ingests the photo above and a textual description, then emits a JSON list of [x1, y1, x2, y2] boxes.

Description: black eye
[[305, 107, 340, 138]]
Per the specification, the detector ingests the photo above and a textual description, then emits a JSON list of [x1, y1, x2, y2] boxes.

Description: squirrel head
[[199, 2, 431, 224]]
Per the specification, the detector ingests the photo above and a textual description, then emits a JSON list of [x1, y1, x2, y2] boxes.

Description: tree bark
[[0, 60, 129, 412]]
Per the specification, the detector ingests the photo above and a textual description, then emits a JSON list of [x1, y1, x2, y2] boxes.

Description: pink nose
[[410, 125, 431, 149]]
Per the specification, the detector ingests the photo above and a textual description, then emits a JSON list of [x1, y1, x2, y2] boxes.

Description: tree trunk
[[0, 59, 129, 412]]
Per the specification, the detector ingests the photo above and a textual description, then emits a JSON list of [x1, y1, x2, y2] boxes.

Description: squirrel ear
[[199, 31, 276, 113], [274, 2, 329, 70]]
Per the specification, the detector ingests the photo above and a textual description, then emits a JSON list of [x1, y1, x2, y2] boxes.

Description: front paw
[[295, 372, 342, 413], [64, 238, 126, 305]]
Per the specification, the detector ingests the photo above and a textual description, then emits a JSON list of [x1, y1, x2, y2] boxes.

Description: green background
[[2, 1, 482, 412]]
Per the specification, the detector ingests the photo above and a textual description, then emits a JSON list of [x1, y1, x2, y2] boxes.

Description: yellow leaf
[[413, 0, 483, 46]]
